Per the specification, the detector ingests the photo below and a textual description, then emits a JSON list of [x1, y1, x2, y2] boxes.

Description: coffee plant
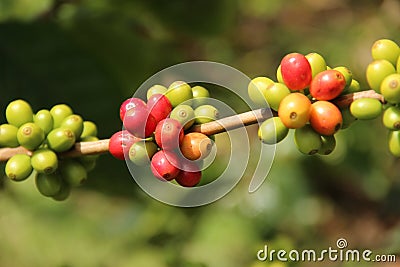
[[0, 38, 399, 202]]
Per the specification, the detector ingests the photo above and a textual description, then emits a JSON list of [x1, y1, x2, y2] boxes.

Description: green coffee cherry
[[340, 108, 357, 129], [5, 154, 32, 181], [380, 73, 400, 104], [50, 104, 73, 128], [350, 98, 382, 120], [276, 65, 284, 84], [264, 82, 290, 111], [258, 117, 289, 144], [366, 59, 396, 92], [79, 157, 97, 172], [165, 81, 193, 107], [147, 84, 168, 100], [343, 79, 361, 94], [31, 148, 58, 174], [318, 135, 336, 155], [191, 85, 210, 107], [372, 39, 400, 66], [383, 106, 400, 130], [6, 99, 33, 127], [17, 122, 45, 150], [80, 121, 98, 139], [248, 77, 274, 107], [60, 114, 84, 138], [388, 130, 400, 157], [306, 52, 327, 78], [194, 105, 219, 124], [294, 125, 322, 155], [33, 109, 54, 135], [129, 141, 158, 166], [397, 55, 400, 73], [170, 104, 195, 130], [0, 124, 19, 147], [47, 128, 76, 152], [59, 159, 87, 186], [52, 181, 71, 201], [35, 172, 62, 197], [334, 66, 352, 87]]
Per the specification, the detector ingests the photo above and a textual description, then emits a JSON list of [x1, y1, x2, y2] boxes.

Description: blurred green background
[[1, 0, 400, 266]]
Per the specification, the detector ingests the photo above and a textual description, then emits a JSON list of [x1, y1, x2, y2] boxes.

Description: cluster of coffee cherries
[[364, 39, 400, 157], [250, 51, 362, 155], [0, 99, 99, 200], [109, 81, 217, 187]]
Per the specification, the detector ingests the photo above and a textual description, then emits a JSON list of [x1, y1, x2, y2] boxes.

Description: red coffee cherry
[[309, 101, 343, 136], [309, 70, 346, 100], [150, 150, 181, 181], [175, 160, 202, 187], [123, 105, 157, 138], [155, 118, 184, 151], [280, 52, 312, 91], [109, 130, 140, 160], [147, 94, 173, 123], [119, 97, 147, 122]]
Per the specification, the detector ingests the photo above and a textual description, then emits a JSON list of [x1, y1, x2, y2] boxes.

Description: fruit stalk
[[0, 90, 385, 162]]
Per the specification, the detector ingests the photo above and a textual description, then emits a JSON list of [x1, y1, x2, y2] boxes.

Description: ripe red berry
[[309, 70, 346, 100], [280, 53, 312, 90], [155, 118, 184, 150], [123, 105, 157, 138], [109, 130, 141, 160], [175, 169, 202, 187], [309, 101, 343, 135], [119, 98, 147, 121], [150, 150, 181, 181], [147, 94, 173, 123]]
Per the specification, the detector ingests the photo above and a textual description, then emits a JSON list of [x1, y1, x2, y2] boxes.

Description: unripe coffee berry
[[17, 122, 45, 151], [35, 172, 62, 197], [258, 117, 289, 144], [33, 109, 54, 135], [165, 81, 193, 107], [47, 128, 76, 152], [31, 148, 58, 174], [6, 99, 33, 127], [5, 154, 33, 181], [50, 104, 73, 128], [59, 159, 87, 186], [0, 124, 19, 148]]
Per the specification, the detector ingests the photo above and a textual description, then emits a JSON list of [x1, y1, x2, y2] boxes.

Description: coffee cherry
[[80, 121, 98, 139], [294, 125, 322, 155], [194, 105, 219, 124], [366, 60, 396, 92], [50, 104, 73, 128], [276, 64, 284, 83], [248, 77, 274, 107], [318, 135, 336, 155], [165, 81, 193, 107], [383, 106, 400, 130], [340, 108, 357, 129], [35, 172, 62, 197], [147, 94, 173, 123], [119, 97, 147, 122], [52, 181, 71, 201], [59, 159, 87, 186], [380, 73, 400, 104], [6, 99, 33, 127], [60, 114, 84, 138], [263, 82, 291, 111], [17, 122, 45, 150], [333, 66, 352, 88], [33, 109, 54, 135], [109, 130, 140, 160], [309, 101, 342, 136], [258, 117, 289, 144], [306, 52, 327, 78], [129, 141, 158, 166], [309, 70, 346, 101], [123, 105, 157, 138], [170, 104, 195, 130], [192, 85, 210, 107], [147, 85, 168, 100], [31, 148, 58, 174], [150, 150, 181, 181], [388, 130, 400, 157], [372, 39, 400, 66], [155, 118, 184, 151], [343, 79, 361, 94], [350, 98, 382, 120], [175, 168, 202, 187], [180, 132, 213, 160], [46, 128, 76, 152], [5, 154, 32, 181], [278, 93, 311, 129], [0, 124, 19, 147], [280, 53, 312, 90]]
